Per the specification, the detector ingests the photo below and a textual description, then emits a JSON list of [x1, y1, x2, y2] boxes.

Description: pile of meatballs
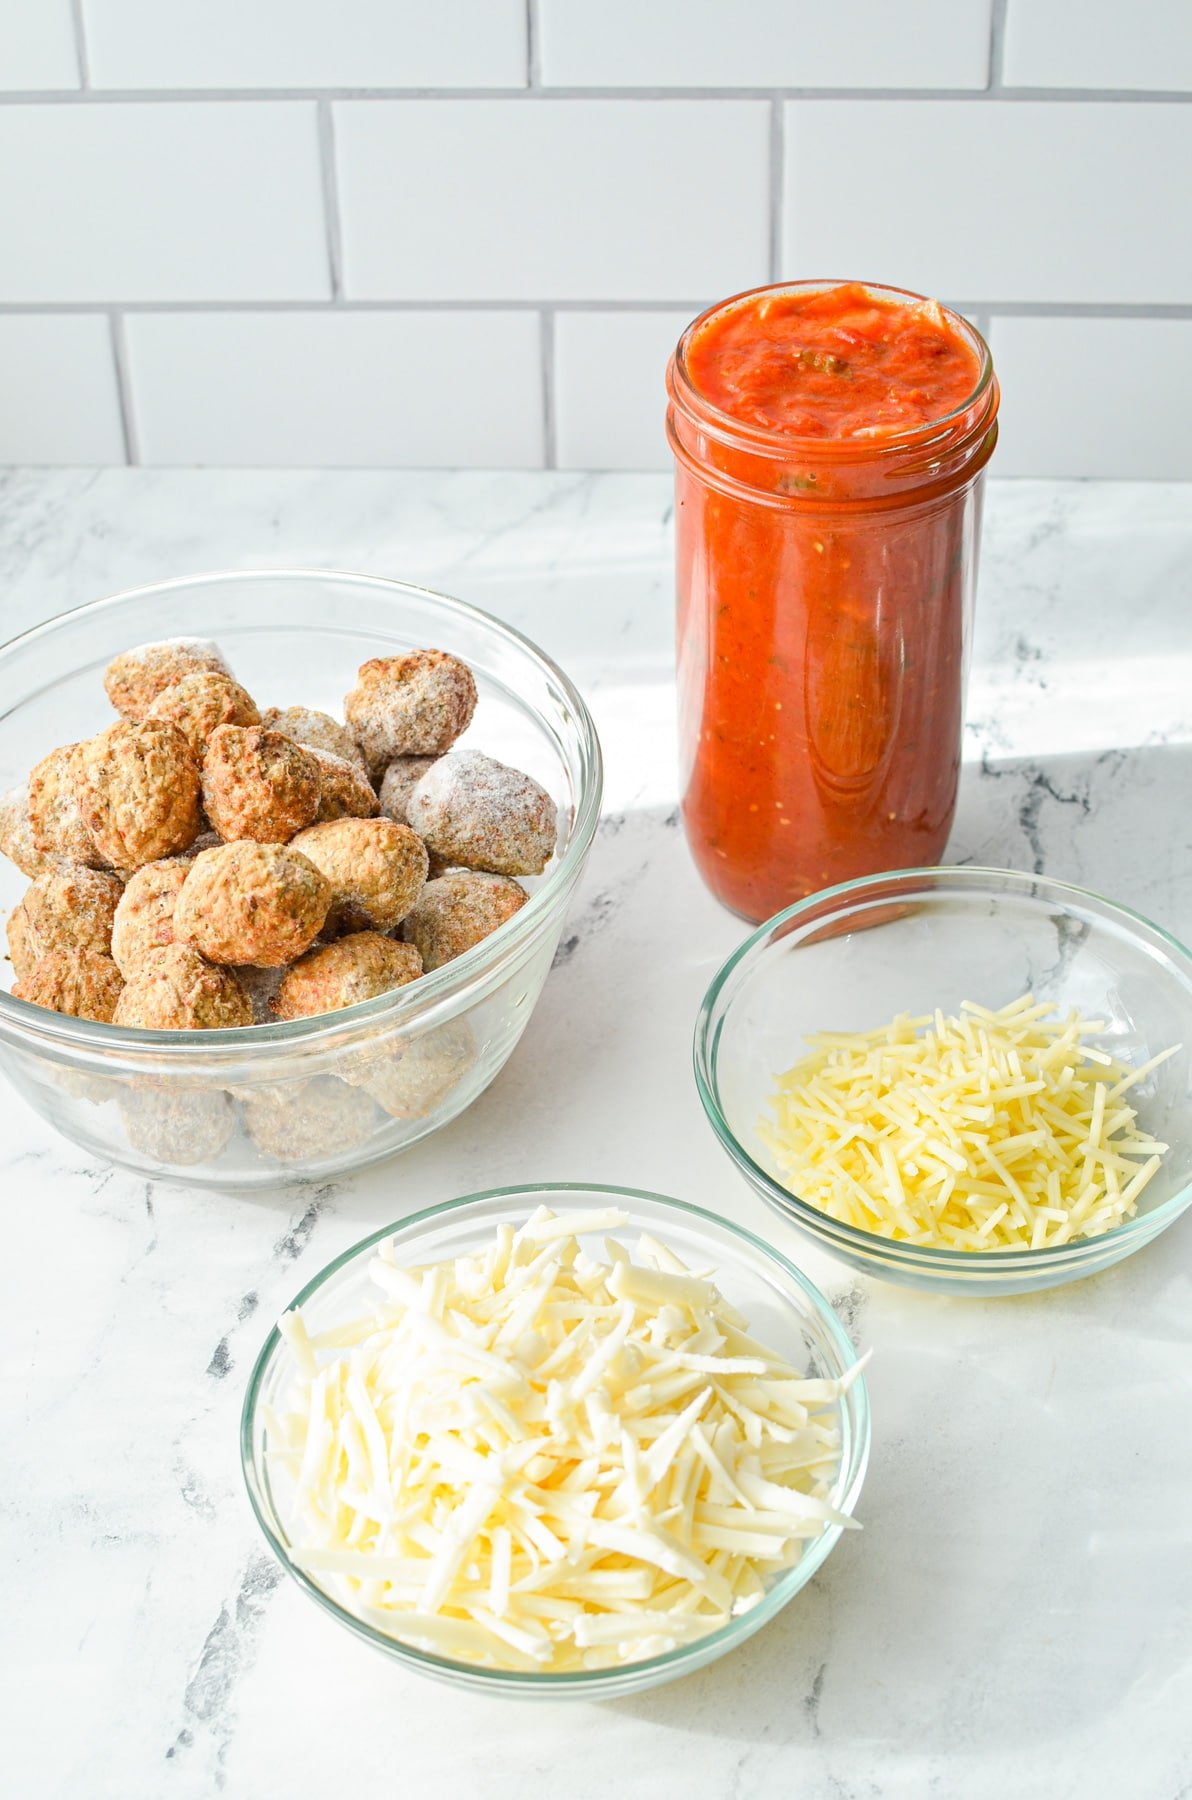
[[1, 636, 558, 1034]]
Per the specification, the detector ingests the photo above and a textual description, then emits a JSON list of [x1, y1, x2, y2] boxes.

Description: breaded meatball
[[241, 1077, 376, 1163], [6, 864, 123, 981], [406, 750, 558, 877], [344, 650, 477, 777], [14, 948, 124, 1022], [273, 932, 422, 1022], [6, 899, 34, 981], [118, 1085, 235, 1166], [201, 725, 321, 844], [80, 720, 203, 872], [235, 964, 286, 1024], [147, 672, 260, 759], [0, 783, 64, 878], [289, 817, 427, 935], [104, 638, 230, 719], [401, 871, 528, 971], [173, 841, 331, 967], [113, 944, 252, 1030], [260, 706, 368, 774], [351, 1020, 475, 1121], [378, 755, 440, 827], [28, 743, 106, 867], [308, 748, 380, 823], [110, 858, 190, 977]]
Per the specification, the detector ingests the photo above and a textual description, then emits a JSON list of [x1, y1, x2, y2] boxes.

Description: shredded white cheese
[[266, 1207, 863, 1672], [761, 995, 1178, 1251]]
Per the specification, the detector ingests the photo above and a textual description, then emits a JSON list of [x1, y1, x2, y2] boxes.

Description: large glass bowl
[[695, 868, 1192, 1296], [0, 572, 601, 1187], [241, 1183, 871, 1699]]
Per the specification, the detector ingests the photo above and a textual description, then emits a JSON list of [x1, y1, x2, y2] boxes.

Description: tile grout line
[[988, 0, 1010, 92], [526, 0, 541, 88], [540, 306, 556, 469], [3, 299, 1192, 319], [108, 312, 139, 464], [317, 100, 344, 301], [768, 98, 784, 283], [67, 0, 90, 89], [1, 85, 1191, 105]]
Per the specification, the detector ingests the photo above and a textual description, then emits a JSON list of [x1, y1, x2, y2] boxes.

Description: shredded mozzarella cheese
[[761, 995, 1178, 1251], [265, 1207, 863, 1672]]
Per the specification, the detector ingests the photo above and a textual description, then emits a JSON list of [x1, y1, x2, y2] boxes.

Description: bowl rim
[[240, 1180, 871, 1691], [694, 864, 1192, 1271], [0, 569, 603, 1057]]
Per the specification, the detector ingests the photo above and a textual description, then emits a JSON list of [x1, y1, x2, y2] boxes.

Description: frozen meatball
[[14, 948, 124, 1023], [201, 725, 321, 844], [260, 706, 368, 775], [0, 783, 63, 878], [235, 964, 286, 1024], [110, 858, 191, 978], [401, 871, 528, 971], [378, 755, 440, 827], [274, 932, 422, 1022], [80, 720, 203, 872], [147, 672, 260, 760], [289, 817, 428, 935], [28, 743, 105, 867], [344, 650, 477, 777], [308, 748, 379, 823], [6, 864, 123, 981], [407, 750, 558, 878], [118, 1086, 235, 1166], [174, 841, 331, 967], [104, 638, 230, 719], [113, 944, 252, 1030], [241, 1077, 376, 1163], [351, 1021, 475, 1122]]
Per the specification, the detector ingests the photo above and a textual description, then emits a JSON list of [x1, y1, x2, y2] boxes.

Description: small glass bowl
[[0, 572, 601, 1187], [241, 1183, 871, 1699], [695, 868, 1192, 1296]]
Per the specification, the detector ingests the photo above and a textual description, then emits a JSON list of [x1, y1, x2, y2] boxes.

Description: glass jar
[[667, 280, 999, 922]]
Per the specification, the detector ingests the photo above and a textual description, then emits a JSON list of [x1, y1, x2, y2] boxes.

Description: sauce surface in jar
[[685, 282, 981, 440], [670, 281, 997, 922]]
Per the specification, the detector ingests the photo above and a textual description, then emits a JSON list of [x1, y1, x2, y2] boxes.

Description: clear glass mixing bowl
[[695, 868, 1192, 1295], [241, 1183, 871, 1698], [0, 572, 601, 1187]]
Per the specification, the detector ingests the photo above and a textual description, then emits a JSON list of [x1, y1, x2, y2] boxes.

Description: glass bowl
[[695, 867, 1192, 1296], [0, 572, 601, 1187], [241, 1183, 871, 1699]]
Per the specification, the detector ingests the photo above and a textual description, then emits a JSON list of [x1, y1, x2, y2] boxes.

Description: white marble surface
[[1, 470, 1190, 1800]]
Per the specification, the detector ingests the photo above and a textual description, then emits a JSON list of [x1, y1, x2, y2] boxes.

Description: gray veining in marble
[[1, 472, 1190, 1800]]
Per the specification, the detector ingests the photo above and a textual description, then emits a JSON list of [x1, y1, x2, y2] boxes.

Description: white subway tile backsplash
[[0, 316, 124, 463], [783, 101, 1192, 304], [0, 0, 78, 89], [554, 311, 692, 469], [0, 104, 328, 303], [83, 0, 526, 90], [0, 103, 328, 303], [335, 100, 770, 301], [1004, 0, 1192, 91], [125, 311, 543, 466], [540, 0, 992, 90], [989, 316, 1192, 478]]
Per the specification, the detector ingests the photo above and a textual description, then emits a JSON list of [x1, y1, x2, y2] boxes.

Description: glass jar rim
[[669, 278, 997, 464]]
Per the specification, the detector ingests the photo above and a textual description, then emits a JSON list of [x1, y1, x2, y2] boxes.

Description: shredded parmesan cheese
[[265, 1207, 863, 1672], [761, 995, 1178, 1251]]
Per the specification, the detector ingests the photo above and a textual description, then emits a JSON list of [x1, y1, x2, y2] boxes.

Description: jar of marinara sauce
[[667, 280, 999, 922]]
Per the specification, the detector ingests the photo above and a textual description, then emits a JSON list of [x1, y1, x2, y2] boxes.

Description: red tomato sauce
[[670, 283, 996, 922], [684, 282, 981, 440]]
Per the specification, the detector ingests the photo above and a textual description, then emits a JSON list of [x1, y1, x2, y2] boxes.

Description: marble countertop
[[2, 470, 1190, 1800]]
